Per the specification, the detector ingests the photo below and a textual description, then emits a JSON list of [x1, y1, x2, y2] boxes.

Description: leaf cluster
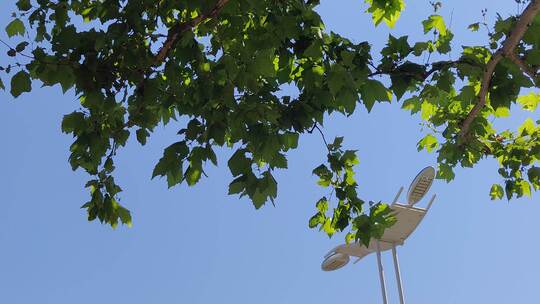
[[1, 0, 539, 244]]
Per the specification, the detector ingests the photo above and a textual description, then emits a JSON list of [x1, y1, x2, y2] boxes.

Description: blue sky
[[1, 1, 539, 303]]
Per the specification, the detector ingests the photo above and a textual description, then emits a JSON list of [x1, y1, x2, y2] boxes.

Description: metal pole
[[426, 194, 437, 211], [375, 241, 388, 304], [392, 186, 404, 204], [392, 244, 405, 304]]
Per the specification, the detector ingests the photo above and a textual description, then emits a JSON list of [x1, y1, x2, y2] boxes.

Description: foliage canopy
[[2, 0, 540, 245]]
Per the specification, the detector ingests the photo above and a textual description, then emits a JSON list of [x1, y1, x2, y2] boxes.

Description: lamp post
[[321, 167, 437, 304]]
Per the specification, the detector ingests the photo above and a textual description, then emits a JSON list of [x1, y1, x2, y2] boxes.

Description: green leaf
[[15, 42, 28, 52], [402, 96, 421, 113], [435, 30, 453, 54], [327, 66, 346, 96], [330, 137, 344, 150], [494, 106, 510, 118], [57, 65, 75, 93], [316, 198, 328, 213], [528, 167, 540, 190], [437, 163, 455, 182], [313, 164, 332, 177], [251, 188, 267, 209], [281, 132, 299, 150], [61, 112, 86, 134], [525, 50, 540, 65], [365, 0, 405, 28], [518, 118, 536, 136], [136, 128, 149, 145], [489, 184, 504, 200], [458, 85, 477, 104], [317, 178, 331, 187], [5, 18, 25, 37], [263, 171, 278, 201], [412, 42, 430, 56], [10, 71, 31, 97], [117, 205, 132, 227], [309, 214, 323, 228], [423, 15, 447, 35], [271, 153, 288, 169], [152, 142, 189, 187], [381, 35, 411, 59], [360, 80, 391, 112], [505, 181, 515, 200], [228, 150, 251, 177], [252, 49, 276, 77], [517, 92, 540, 111], [0, 78, 4, 91], [16, 0, 32, 11], [417, 134, 438, 152], [420, 101, 436, 120], [342, 150, 359, 166], [228, 177, 245, 195], [313, 164, 333, 187], [166, 165, 183, 188], [390, 62, 425, 99], [468, 22, 480, 32], [520, 180, 532, 198], [185, 166, 202, 186], [345, 232, 355, 244], [151, 159, 169, 180], [304, 41, 322, 58], [322, 218, 335, 236]]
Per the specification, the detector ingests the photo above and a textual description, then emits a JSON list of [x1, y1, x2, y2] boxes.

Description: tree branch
[[507, 52, 539, 84], [133, 0, 230, 114], [154, 0, 229, 65], [367, 59, 479, 80], [307, 123, 331, 153], [458, 0, 540, 143]]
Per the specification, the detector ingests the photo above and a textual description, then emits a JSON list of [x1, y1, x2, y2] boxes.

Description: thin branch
[[135, 0, 229, 97], [458, 0, 540, 143], [0, 38, 122, 75], [0, 38, 12, 49], [368, 59, 478, 80], [307, 123, 330, 152], [315, 125, 330, 152], [154, 0, 229, 65], [507, 52, 539, 84], [0, 38, 35, 60]]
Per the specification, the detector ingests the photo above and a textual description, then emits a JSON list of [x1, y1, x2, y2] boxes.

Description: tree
[[1, 0, 539, 245]]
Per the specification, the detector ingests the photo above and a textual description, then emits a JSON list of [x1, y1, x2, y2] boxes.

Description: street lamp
[[321, 166, 437, 304]]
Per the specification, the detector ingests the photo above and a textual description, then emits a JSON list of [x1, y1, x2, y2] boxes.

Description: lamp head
[[321, 252, 350, 271], [406, 166, 436, 206]]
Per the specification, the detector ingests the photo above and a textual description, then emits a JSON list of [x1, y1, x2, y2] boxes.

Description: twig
[[0, 38, 12, 49], [0, 38, 37, 61], [314, 124, 330, 151], [307, 123, 330, 152], [507, 52, 539, 84], [367, 59, 478, 80]]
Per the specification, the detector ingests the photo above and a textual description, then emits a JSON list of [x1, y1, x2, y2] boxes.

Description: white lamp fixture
[[406, 166, 435, 206], [321, 166, 437, 304], [321, 252, 350, 271]]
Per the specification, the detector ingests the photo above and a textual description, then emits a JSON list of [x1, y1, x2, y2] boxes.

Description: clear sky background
[[1, 1, 539, 303]]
